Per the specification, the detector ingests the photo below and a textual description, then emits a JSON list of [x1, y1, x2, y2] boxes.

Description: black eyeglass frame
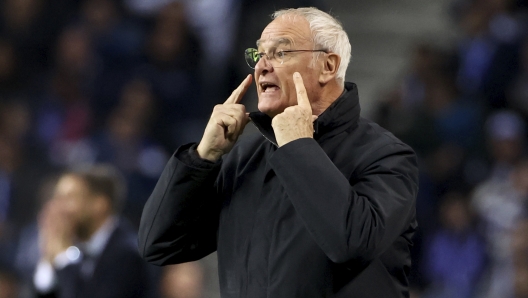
[[244, 48, 328, 69]]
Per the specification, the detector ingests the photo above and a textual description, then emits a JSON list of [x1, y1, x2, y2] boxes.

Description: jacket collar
[[249, 82, 360, 146]]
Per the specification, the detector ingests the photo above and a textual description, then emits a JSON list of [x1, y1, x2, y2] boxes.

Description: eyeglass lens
[[245, 48, 259, 69]]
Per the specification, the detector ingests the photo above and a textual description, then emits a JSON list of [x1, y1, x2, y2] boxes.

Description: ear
[[319, 53, 340, 84]]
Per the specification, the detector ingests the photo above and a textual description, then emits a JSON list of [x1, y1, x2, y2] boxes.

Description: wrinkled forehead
[[256, 37, 292, 49], [256, 14, 313, 49], [256, 35, 314, 49]]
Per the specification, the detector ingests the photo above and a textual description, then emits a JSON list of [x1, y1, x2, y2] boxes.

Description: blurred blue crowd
[[374, 0, 528, 297], [1, 0, 528, 297]]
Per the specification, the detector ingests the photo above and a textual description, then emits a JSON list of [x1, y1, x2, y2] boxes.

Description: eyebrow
[[255, 38, 292, 48]]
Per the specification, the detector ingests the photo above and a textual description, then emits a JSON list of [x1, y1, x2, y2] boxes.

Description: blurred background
[[1, 0, 528, 297]]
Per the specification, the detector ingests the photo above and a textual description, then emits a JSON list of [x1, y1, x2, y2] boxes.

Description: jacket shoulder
[[341, 117, 417, 178], [356, 117, 415, 155]]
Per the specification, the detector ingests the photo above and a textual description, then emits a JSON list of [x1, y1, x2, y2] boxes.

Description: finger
[[214, 105, 247, 130], [224, 74, 253, 104], [216, 103, 247, 116], [293, 72, 312, 112], [214, 112, 238, 136]]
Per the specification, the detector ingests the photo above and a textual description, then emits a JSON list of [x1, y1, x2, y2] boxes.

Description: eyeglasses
[[244, 48, 328, 69]]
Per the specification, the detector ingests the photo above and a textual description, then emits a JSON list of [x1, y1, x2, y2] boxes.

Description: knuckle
[[285, 106, 297, 113], [236, 104, 246, 113]]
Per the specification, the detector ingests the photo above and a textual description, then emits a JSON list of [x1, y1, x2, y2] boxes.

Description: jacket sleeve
[[138, 144, 222, 265], [268, 138, 418, 264]]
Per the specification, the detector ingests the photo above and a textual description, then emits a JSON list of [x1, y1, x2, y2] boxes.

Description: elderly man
[[139, 7, 418, 298]]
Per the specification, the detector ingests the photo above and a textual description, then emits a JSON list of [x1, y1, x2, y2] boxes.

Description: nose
[[255, 55, 272, 74]]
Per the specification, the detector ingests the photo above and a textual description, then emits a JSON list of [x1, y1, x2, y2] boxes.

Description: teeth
[[264, 86, 279, 92], [260, 83, 278, 91]]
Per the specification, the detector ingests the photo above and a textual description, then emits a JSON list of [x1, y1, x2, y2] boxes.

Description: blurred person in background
[[471, 157, 528, 298], [78, 0, 146, 126], [137, 1, 205, 150], [0, 39, 25, 94], [375, 44, 452, 144], [0, 0, 80, 78], [508, 37, 528, 123], [421, 191, 487, 298], [34, 26, 96, 167], [0, 99, 52, 269], [375, 65, 485, 289], [32, 164, 152, 298], [91, 78, 168, 227], [454, 0, 522, 109], [78, 0, 143, 68], [482, 110, 526, 182], [124, 0, 241, 106]]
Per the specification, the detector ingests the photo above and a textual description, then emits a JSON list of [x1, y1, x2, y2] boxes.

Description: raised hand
[[272, 72, 316, 147], [197, 75, 253, 161], [38, 199, 75, 262]]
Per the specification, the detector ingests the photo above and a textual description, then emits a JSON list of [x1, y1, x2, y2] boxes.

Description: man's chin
[[257, 103, 283, 118]]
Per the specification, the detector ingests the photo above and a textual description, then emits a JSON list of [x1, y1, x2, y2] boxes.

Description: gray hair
[[272, 7, 351, 85]]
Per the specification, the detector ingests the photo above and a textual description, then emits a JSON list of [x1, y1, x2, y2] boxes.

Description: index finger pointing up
[[224, 74, 252, 104], [293, 72, 312, 112]]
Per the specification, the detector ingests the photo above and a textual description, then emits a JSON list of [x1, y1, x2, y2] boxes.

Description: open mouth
[[260, 82, 280, 93]]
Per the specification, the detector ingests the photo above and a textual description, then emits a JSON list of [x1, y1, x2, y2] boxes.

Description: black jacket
[[139, 82, 419, 298], [39, 219, 152, 298]]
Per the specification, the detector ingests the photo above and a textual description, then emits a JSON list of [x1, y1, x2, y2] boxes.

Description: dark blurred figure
[[160, 262, 204, 298], [377, 68, 484, 223], [0, 39, 25, 94], [0, 99, 52, 269], [0, 0, 81, 77], [91, 78, 168, 227], [421, 192, 487, 298], [375, 44, 481, 169], [125, 0, 241, 113], [508, 38, 528, 123], [78, 0, 145, 125], [375, 41, 488, 293], [454, 0, 522, 109], [420, 74, 485, 196], [79, 0, 143, 66], [32, 165, 152, 298], [137, 1, 205, 150], [34, 26, 96, 167], [484, 110, 526, 182], [375, 44, 442, 155]]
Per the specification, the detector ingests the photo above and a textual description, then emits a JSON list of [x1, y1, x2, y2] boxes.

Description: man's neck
[[79, 214, 111, 242], [312, 83, 346, 116]]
